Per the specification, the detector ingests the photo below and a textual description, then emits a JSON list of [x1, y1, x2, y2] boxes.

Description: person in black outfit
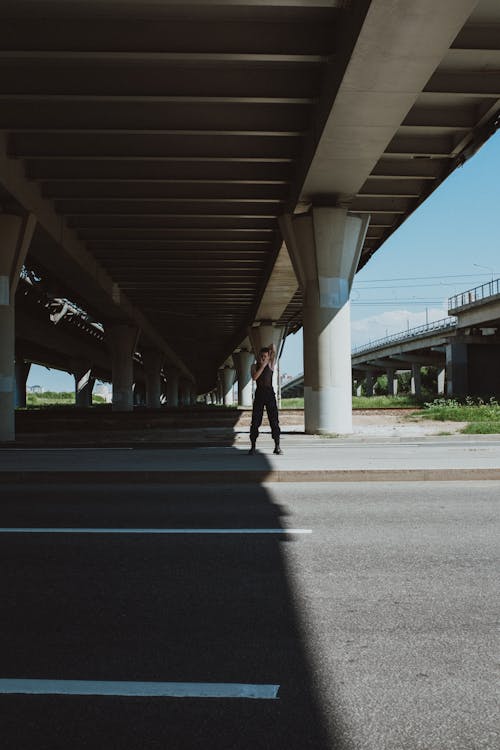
[[249, 343, 282, 455]]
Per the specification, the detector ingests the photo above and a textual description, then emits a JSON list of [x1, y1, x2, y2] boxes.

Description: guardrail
[[448, 278, 500, 310], [352, 317, 457, 356]]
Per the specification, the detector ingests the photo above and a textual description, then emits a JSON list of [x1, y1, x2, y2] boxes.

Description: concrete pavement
[[1, 481, 498, 749], [1, 433, 500, 482]]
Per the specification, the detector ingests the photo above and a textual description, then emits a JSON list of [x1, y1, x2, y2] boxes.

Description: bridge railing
[[448, 278, 500, 311], [352, 317, 457, 356]]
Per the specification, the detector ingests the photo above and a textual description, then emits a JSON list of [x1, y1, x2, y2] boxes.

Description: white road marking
[[0, 527, 312, 535], [0, 679, 279, 699], [0, 447, 133, 451]]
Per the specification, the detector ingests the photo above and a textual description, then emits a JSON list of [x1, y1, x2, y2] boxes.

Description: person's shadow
[[0, 449, 346, 749]]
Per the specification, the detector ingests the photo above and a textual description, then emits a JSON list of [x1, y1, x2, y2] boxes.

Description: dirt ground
[[240, 408, 468, 437]]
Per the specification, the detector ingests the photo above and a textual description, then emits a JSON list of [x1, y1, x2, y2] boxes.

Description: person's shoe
[[273, 443, 283, 455]]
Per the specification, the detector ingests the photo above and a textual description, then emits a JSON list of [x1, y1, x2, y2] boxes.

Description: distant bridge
[[283, 278, 500, 399]]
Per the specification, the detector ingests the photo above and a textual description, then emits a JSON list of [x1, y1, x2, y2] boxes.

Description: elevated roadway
[[284, 276, 500, 399], [1, 0, 500, 439]]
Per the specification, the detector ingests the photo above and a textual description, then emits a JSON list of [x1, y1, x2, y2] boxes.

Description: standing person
[[249, 343, 282, 455]]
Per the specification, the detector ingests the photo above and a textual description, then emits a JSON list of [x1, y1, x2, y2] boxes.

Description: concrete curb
[[1, 468, 500, 483]]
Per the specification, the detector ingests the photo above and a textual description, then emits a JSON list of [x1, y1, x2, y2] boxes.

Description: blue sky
[[280, 129, 500, 377], [27, 131, 499, 389]]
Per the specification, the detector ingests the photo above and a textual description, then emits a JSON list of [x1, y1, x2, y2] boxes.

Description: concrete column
[[365, 372, 375, 397], [222, 366, 236, 406], [232, 349, 254, 407], [15, 360, 31, 408], [411, 364, 422, 398], [142, 349, 164, 409], [0, 214, 36, 441], [166, 369, 180, 407], [216, 371, 223, 405], [107, 323, 139, 412], [183, 381, 194, 406], [437, 366, 446, 395], [133, 381, 146, 406], [386, 368, 398, 396], [72, 361, 94, 408], [356, 383, 362, 397], [179, 378, 193, 406], [280, 207, 369, 434], [446, 342, 468, 397]]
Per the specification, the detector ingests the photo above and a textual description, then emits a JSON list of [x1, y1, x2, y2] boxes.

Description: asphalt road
[[0, 481, 498, 750]]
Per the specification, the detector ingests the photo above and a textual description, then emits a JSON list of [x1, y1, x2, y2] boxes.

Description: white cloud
[[351, 306, 449, 349]]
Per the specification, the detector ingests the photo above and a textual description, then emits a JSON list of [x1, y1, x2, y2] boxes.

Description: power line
[[354, 272, 498, 283], [353, 282, 462, 290], [352, 300, 445, 306]]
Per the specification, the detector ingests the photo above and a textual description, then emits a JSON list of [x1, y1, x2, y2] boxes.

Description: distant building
[[28, 385, 43, 394]]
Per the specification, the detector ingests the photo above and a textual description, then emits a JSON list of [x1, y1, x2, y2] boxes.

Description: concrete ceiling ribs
[[0, 1, 499, 392]]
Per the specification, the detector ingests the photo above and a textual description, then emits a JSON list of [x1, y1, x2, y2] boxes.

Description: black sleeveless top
[[256, 363, 274, 390]]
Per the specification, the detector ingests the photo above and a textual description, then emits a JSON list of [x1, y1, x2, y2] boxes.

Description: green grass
[[281, 398, 304, 408], [25, 392, 105, 407], [352, 395, 421, 409], [281, 395, 422, 409], [422, 398, 500, 422], [418, 398, 500, 434], [461, 421, 500, 434]]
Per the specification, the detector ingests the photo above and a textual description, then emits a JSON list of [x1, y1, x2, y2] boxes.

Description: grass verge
[[422, 398, 500, 433], [282, 395, 422, 409]]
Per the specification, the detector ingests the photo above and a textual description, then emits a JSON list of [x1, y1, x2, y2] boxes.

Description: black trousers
[[250, 387, 280, 443]]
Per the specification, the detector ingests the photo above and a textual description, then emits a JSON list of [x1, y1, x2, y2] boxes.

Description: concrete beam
[[388, 351, 445, 366], [255, 241, 298, 321], [16, 308, 110, 373], [0, 132, 193, 381], [300, 0, 477, 202]]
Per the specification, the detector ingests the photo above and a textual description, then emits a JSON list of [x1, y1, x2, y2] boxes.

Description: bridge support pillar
[[72, 361, 94, 408], [280, 207, 369, 434], [233, 349, 254, 407], [15, 360, 31, 408], [0, 214, 36, 442], [446, 342, 468, 397], [386, 368, 398, 396], [221, 366, 236, 406], [133, 381, 146, 406], [411, 364, 422, 398], [216, 371, 223, 405], [142, 349, 164, 409], [365, 372, 375, 397], [179, 378, 193, 406], [166, 369, 180, 407], [107, 324, 139, 412], [446, 340, 500, 398], [186, 382, 197, 405], [437, 366, 446, 395]]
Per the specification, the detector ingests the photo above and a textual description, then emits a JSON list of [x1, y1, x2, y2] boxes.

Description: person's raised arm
[[268, 343, 276, 369]]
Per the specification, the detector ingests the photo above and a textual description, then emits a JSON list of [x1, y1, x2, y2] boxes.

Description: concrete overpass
[[1, 0, 500, 439], [283, 276, 500, 399]]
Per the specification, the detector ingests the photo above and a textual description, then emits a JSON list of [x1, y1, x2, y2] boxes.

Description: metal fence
[[352, 317, 457, 356], [448, 278, 500, 310]]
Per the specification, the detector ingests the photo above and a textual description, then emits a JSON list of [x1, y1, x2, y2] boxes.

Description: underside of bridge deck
[[0, 0, 499, 434]]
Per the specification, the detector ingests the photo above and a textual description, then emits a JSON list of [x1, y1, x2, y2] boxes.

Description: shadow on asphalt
[[0, 459, 346, 749]]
